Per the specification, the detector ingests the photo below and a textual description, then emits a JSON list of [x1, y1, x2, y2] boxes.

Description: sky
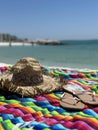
[[0, 0, 98, 40]]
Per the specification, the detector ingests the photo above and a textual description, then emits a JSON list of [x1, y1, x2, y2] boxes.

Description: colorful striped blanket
[[0, 66, 98, 130]]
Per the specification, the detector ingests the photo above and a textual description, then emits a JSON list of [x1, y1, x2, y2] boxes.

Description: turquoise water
[[0, 40, 98, 69]]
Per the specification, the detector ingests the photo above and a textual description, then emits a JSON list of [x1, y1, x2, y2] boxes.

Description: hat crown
[[12, 57, 43, 86]]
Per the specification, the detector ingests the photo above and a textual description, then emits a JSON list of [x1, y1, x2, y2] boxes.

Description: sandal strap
[[61, 93, 80, 105], [73, 90, 96, 102]]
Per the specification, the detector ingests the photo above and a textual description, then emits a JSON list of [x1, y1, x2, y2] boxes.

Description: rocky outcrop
[[30, 40, 64, 45]]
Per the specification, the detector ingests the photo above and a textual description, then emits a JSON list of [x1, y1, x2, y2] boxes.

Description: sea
[[0, 40, 98, 70]]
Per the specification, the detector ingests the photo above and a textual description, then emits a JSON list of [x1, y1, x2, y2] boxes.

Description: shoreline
[[0, 42, 32, 46], [0, 40, 64, 46], [0, 62, 98, 73]]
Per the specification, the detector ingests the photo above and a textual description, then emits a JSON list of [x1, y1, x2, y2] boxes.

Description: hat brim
[[0, 70, 61, 97]]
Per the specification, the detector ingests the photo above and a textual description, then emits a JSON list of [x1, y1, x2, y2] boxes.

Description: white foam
[[0, 63, 98, 72], [0, 63, 12, 67], [47, 66, 98, 72]]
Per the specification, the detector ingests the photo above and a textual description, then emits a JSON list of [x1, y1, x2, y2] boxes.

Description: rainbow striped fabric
[[0, 66, 98, 130]]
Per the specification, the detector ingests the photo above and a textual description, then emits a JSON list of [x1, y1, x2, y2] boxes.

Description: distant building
[[0, 33, 26, 42]]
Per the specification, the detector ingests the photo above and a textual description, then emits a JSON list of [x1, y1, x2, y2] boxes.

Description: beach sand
[[0, 42, 32, 46]]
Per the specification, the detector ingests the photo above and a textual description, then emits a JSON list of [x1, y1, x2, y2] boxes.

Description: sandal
[[60, 92, 85, 110], [63, 84, 98, 106]]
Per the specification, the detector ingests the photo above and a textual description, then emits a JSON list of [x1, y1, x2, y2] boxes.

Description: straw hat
[[0, 57, 67, 97]]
